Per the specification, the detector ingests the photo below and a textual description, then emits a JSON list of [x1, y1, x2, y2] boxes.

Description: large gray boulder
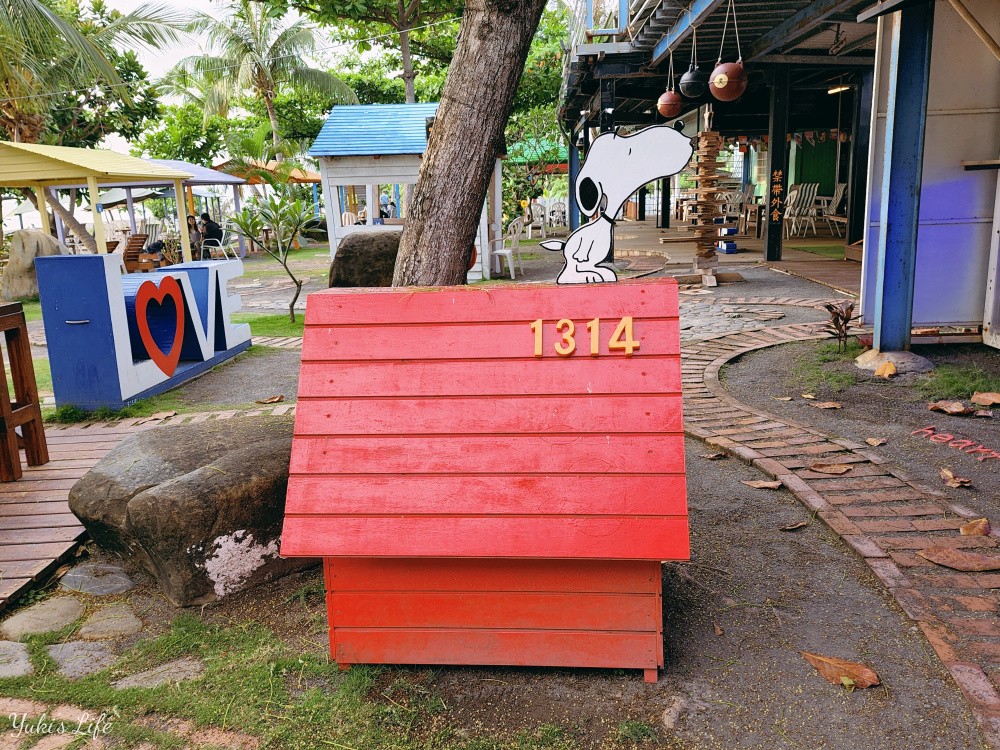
[[2, 229, 68, 301], [68, 416, 315, 606], [328, 230, 401, 287]]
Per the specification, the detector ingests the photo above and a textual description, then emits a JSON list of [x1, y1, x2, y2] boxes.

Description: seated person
[[186, 215, 202, 254], [200, 212, 224, 258]]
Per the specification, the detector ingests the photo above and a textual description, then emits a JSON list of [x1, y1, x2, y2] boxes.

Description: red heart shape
[[135, 276, 185, 377]]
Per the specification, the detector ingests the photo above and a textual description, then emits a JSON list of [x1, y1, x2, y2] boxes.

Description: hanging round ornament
[[710, 61, 747, 101], [709, 0, 748, 102], [679, 26, 709, 98], [657, 50, 684, 118]]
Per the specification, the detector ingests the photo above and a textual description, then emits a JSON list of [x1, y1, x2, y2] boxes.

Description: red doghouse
[[281, 279, 689, 682]]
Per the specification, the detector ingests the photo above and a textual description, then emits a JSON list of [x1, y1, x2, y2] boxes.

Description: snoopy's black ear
[[578, 177, 600, 214]]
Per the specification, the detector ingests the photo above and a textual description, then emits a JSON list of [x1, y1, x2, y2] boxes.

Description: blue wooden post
[[569, 141, 580, 231], [872, 2, 935, 352], [312, 183, 320, 219]]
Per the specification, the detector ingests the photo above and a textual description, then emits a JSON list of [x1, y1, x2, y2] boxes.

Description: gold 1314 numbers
[[529, 317, 640, 357]]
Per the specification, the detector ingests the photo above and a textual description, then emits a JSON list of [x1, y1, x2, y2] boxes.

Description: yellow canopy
[[0, 142, 195, 262], [0, 142, 192, 188]]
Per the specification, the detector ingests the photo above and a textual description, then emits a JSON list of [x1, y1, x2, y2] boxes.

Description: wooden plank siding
[[283, 280, 689, 678]]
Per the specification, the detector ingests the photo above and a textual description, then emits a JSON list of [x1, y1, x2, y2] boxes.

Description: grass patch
[[13, 296, 42, 322], [614, 720, 658, 744], [918, 364, 1000, 401], [231, 313, 304, 338], [42, 347, 277, 423], [792, 339, 865, 392], [0, 615, 606, 750]]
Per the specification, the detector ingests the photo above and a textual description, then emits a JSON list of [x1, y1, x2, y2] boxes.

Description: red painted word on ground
[[912, 426, 1000, 462]]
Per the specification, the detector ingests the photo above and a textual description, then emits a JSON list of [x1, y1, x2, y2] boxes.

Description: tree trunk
[[21, 188, 97, 253], [263, 91, 282, 155], [393, 0, 546, 286], [398, 3, 417, 104]]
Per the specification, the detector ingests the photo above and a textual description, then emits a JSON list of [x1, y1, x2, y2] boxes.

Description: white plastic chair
[[341, 211, 359, 227], [490, 218, 524, 280], [203, 228, 236, 259], [525, 202, 546, 239]]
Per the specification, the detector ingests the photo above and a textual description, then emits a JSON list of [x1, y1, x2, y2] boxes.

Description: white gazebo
[[310, 103, 503, 282]]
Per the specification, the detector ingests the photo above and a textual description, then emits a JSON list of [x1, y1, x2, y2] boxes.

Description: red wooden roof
[[281, 279, 689, 561]]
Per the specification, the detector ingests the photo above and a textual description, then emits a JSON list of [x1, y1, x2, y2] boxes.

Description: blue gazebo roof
[[309, 103, 440, 158]]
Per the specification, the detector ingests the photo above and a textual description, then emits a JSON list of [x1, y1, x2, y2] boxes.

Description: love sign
[[36, 255, 251, 410]]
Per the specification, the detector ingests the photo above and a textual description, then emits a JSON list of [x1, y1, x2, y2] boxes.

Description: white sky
[[103, 0, 206, 79]]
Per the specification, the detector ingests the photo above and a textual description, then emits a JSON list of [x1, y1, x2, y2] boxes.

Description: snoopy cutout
[[541, 124, 694, 284]]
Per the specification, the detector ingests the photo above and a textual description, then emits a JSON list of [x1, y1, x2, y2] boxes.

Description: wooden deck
[[0, 422, 141, 611]]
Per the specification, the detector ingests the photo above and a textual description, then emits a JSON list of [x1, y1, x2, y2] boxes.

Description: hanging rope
[[668, 49, 676, 90], [718, 0, 744, 63]]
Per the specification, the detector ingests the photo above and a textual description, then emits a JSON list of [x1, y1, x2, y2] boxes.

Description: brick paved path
[[679, 301, 1000, 747]]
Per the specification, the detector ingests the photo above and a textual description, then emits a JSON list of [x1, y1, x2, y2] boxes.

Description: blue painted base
[[63, 340, 252, 411]]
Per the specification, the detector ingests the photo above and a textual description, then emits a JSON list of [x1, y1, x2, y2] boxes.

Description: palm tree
[[170, 1, 357, 151], [0, 0, 187, 249], [0, 1, 186, 142]]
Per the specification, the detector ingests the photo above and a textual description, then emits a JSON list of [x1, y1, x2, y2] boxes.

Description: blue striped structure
[[309, 103, 440, 158]]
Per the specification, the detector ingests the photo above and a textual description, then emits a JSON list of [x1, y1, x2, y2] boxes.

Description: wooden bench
[[121, 234, 152, 273], [0, 303, 48, 481]]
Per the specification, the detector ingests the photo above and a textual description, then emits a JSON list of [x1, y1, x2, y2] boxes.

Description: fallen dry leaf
[[928, 400, 974, 416], [865, 438, 888, 447], [874, 361, 897, 379], [256, 395, 285, 404], [940, 467, 973, 488], [742, 480, 784, 490], [773, 396, 793, 402], [801, 652, 881, 690], [713, 622, 724, 636], [812, 402, 843, 410], [971, 392, 1000, 407], [960, 518, 991, 537], [801, 394, 817, 400], [913, 327, 940, 336], [917, 546, 1000, 572], [974, 410, 994, 418], [780, 521, 809, 532], [701, 452, 726, 460], [809, 463, 853, 475]]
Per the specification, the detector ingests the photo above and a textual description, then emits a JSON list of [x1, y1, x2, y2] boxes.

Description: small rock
[[47, 642, 116, 678], [78, 604, 142, 641], [113, 657, 203, 689], [855, 348, 934, 374], [662, 695, 688, 730], [1, 598, 84, 641], [0, 641, 32, 677], [60, 564, 134, 596]]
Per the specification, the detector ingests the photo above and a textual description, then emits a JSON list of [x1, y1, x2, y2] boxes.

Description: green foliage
[[614, 720, 658, 744], [168, 0, 357, 142], [513, 7, 567, 113], [0, 0, 182, 144], [229, 193, 313, 321], [235, 87, 336, 144], [133, 103, 227, 164], [230, 313, 305, 338], [46, 49, 162, 148], [503, 105, 566, 221], [793, 339, 864, 392], [918, 364, 1000, 401]]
